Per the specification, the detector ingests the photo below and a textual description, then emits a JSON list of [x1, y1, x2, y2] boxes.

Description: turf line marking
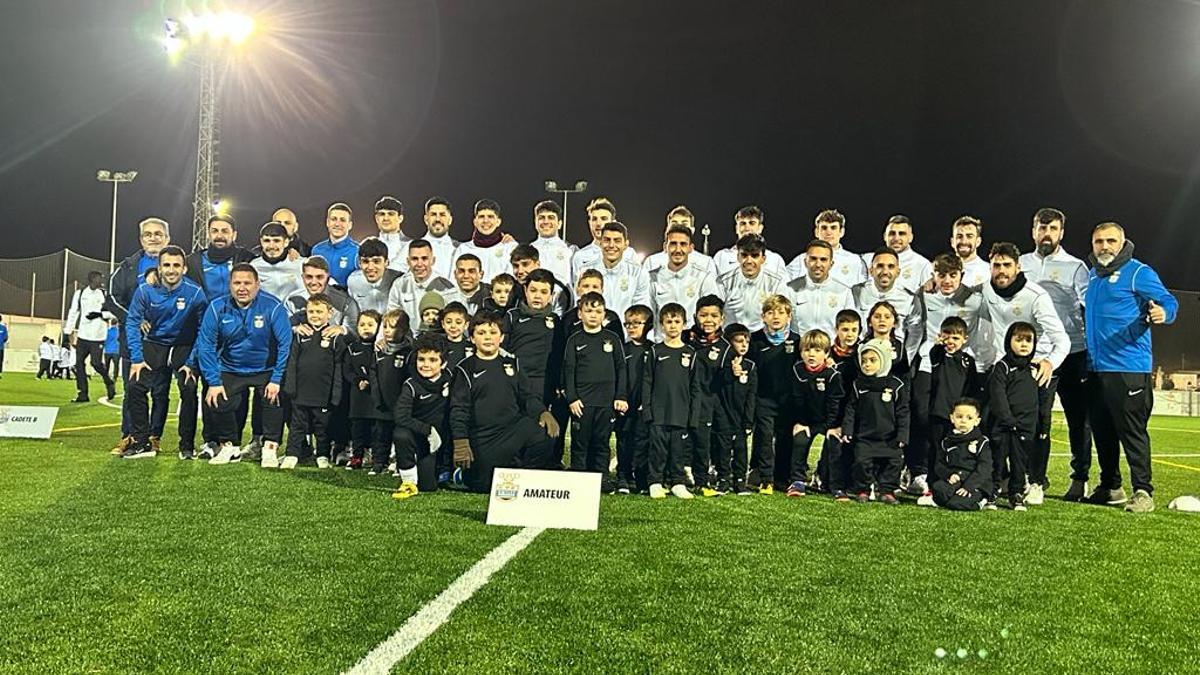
[[344, 526, 544, 674], [1049, 452, 1200, 458], [1153, 459, 1200, 474], [53, 422, 124, 433]]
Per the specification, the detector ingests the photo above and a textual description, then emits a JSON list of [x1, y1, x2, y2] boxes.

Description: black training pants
[[817, 435, 853, 493], [75, 338, 114, 398], [909, 368, 932, 477], [206, 372, 284, 445], [1090, 371, 1154, 495], [127, 343, 198, 450], [464, 419, 555, 493], [569, 406, 614, 473], [1057, 350, 1094, 482], [393, 426, 440, 491], [931, 479, 984, 511], [648, 424, 688, 487], [990, 428, 1031, 500], [788, 429, 819, 484], [286, 404, 330, 460], [852, 441, 902, 494], [618, 413, 650, 490]]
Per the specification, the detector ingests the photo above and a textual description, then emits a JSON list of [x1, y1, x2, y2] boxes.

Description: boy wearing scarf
[[685, 294, 731, 496], [747, 294, 801, 494], [783, 329, 844, 496]]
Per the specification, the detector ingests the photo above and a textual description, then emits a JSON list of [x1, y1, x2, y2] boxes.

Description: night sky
[[4, 0, 1200, 288]]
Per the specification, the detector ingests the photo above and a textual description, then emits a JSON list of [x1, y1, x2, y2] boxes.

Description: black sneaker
[[121, 441, 157, 459], [615, 478, 631, 495], [106, 385, 118, 400], [734, 481, 754, 496], [714, 479, 733, 495], [1010, 494, 1027, 511], [178, 447, 195, 461], [70, 396, 89, 403], [1086, 486, 1128, 506]]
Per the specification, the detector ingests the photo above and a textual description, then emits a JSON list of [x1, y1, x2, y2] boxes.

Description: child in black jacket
[[281, 294, 344, 469], [783, 329, 844, 497], [818, 309, 861, 498], [369, 309, 413, 474], [343, 310, 390, 471], [748, 294, 800, 494], [642, 303, 703, 500], [928, 398, 992, 511], [987, 322, 1039, 511], [392, 333, 452, 498], [925, 316, 982, 482], [616, 304, 652, 494], [843, 338, 910, 505], [562, 292, 626, 488], [715, 323, 758, 495], [685, 294, 731, 496]]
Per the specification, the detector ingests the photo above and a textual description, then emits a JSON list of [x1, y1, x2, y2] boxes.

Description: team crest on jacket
[[339, 258, 348, 268], [253, 315, 264, 329], [784, 342, 794, 354], [176, 297, 186, 310], [828, 296, 838, 308], [1012, 304, 1022, 316], [504, 363, 515, 377], [968, 440, 979, 454], [882, 388, 893, 402], [708, 348, 719, 360], [442, 382, 450, 397], [903, 269, 912, 279], [841, 264, 850, 274], [320, 338, 331, 348], [680, 353, 691, 368], [603, 340, 614, 352], [395, 355, 406, 368], [545, 316, 555, 329], [817, 379, 826, 391], [494, 249, 504, 258], [620, 278, 629, 292], [686, 284, 696, 298], [739, 373, 748, 384]]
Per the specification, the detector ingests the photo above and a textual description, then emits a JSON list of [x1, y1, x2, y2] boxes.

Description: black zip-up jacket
[[395, 372, 452, 438], [714, 356, 758, 434], [929, 343, 981, 419], [443, 336, 475, 369], [624, 340, 649, 412], [288, 286, 361, 330], [933, 426, 992, 494], [563, 328, 626, 407], [987, 357, 1038, 434], [748, 329, 801, 401], [343, 337, 388, 420], [642, 342, 702, 428], [828, 343, 858, 425], [843, 373, 910, 453], [104, 250, 148, 358], [374, 339, 413, 415], [282, 327, 345, 408], [450, 353, 546, 440], [185, 246, 255, 297], [502, 303, 565, 396], [563, 306, 622, 339], [686, 330, 731, 425], [789, 362, 844, 431]]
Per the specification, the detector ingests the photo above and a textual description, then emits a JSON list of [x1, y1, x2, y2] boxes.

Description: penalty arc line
[[344, 526, 544, 674]]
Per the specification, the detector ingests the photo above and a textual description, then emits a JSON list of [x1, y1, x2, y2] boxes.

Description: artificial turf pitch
[[1, 372, 1199, 673]]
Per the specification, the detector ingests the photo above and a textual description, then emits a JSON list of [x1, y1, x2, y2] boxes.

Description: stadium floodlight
[[96, 168, 138, 275], [162, 10, 256, 249], [543, 179, 589, 241]]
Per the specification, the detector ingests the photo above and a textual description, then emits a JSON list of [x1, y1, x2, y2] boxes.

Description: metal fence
[[0, 249, 111, 322]]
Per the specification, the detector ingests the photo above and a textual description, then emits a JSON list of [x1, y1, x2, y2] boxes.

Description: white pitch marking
[[344, 527, 544, 674]]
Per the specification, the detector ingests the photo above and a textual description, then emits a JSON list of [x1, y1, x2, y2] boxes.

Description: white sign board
[[0, 406, 59, 439], [486, 468, 601, 531]]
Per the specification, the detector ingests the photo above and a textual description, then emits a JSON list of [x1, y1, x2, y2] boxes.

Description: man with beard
[[269, 207, 311, 257], [529, 200, 576, 285], [786, 239, 854, 337], [648, 225, 721, 317], [712, 205, 788, 278], [64, 271, 118, 403], [570, 197, 635, 282], [250, 222, 305, 302], [394, 197, 459, 279], [641, 206, 717, 276], [863, 215, 932, 294], [1084, 222, 1177, 513], [441, 254, 488, 315], [372, 196, 410, 272], [389, 239, 454, 327], [719, 234, 789, 331], [187, 215, 254, 301], [105, 217, 172, 456], [980, 242, 1070, 505], [789, 209, 868, 288], [851, 248, 924, 362], [451, 199, 516, 283], [1019, 208, 1093, 502], [311, 202, 359, 287], [951, 215, 990, 287], [347, 237, 402, 315], [595, 222, 651, 318]]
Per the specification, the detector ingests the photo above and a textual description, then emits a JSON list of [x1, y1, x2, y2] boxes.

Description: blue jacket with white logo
[[126, 277, 209, 363], [197, 291, 293, 386], [311, 238, 360, 287], [1084, 257, 1177, 373]]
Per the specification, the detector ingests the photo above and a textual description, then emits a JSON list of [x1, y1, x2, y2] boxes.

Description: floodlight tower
[[543, 180, 588, 242], [161, 13, 254, 250], [96, 169, 138, 274]]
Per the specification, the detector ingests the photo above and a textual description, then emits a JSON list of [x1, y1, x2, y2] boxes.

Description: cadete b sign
[[0, 406, 59, 439], [486, 469, 601, 531]]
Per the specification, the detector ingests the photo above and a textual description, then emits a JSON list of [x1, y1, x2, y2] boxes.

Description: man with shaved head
[[270, 206, 311, 257]]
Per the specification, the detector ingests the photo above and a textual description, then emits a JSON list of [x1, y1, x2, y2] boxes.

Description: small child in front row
[[749, 294, 801, 495], [987, 321, 1039, 511], [924, 316, 982, 485], [281, 294, 345, 470], [842, 338, 910, 505], [481, 273, 518, 313], [440, 302, 474, 369], [344, 310, 389, 470], [392, 333, 453, 499], [784, 329, 844, 497], [642, 302, 701, 500], [616, 304, 652, 494], [562, 292, 627, 488], [928, 397, 992, 511], [714, 323, 758, 495], [371, 309, 414, 474], [816, 309, 861, 496]]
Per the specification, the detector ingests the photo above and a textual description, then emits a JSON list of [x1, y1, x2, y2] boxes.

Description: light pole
[[544, 180, 588, 242], [96, 170, 138, 275]]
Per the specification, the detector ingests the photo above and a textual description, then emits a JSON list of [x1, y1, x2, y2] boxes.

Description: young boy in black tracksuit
[[783, 329, 845, 497], [843, 338, 910, 505], [987, 321, 1039, 511], [643, 302, 702, 500], [715, 323, 758, 495], [281, 294, 344, 469], [925, 316, 982, 487], [616, 304, 652, 494], [686, 294, 731, 496], [343, 310, 390, 471], [502, 269, 567, 468], [440, 302, 474, 369], [481, 274, 518, 314], [748, 294, 801, 494], [392, 333, 452, 498], [449, 311, 560, 493], [564, 269, 622, 338], [929, 398, 992, 511], [562, 292, 627, 489], [818, 309, 861, 498], [370, 309, 414, 474]]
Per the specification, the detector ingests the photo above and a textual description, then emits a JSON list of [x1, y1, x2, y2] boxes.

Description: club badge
[[739, 373, 748, 384], [442, 382, 450, 397], [680, 354, 691, 368], [686, 284, 696, 298], [603, 340, 614, 352], [709, 348, 719, 360], [557, 251, 566, 261], [828, 295, 838, 308], [176, 297, 186, 310], [395, 355, 406, 368], [903, 269, 912, 279], [1012, 305, 1022, 317], [841, 264, 849, 275], [882, 388, 893, 402], [253, 315, 264, 329], [784, 342, 794, 354], [545, 316, 555, 329], [504, 363, 515, 377], [320, 338, 331, 348], [339, 258, 347, 268], [968, 440, 979, 454], [817, 380, 826, 391], [620, 278, 629, 292], [1050, 271, 1060, 282]]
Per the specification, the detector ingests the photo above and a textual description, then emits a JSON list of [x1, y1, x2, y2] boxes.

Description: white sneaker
[[907, 473, 929, 495], [683, 466, 695, 486], [197, 442, 217, 460], [916, 493, 936, 507], [670, 484, 694, 499], [1026, 483, 1045, 506], [209, 442, 240, 465], [316, 456, 332, 469], [333, 449, 352, 466], [260, 442, 279, 469], [279, 456, 299, 470], [649, 483, 668, 499]]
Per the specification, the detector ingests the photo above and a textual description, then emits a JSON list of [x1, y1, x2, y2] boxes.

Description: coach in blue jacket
[[1084, 222, 1178, 513], [197, 263, 292, 464]]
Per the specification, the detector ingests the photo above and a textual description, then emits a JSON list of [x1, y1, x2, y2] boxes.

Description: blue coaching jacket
[[1084, 255, 1177, 373], [311, 237, 360, 287], [125, 277, 209, 363], [197, 291, 293, 386]]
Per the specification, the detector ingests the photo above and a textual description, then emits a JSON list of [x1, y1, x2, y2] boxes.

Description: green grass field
[[2, 372, 1199, 673]]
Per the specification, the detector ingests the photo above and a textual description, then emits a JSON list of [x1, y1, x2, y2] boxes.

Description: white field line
[[344, 527, 543, 674], [1049, 451, 1200, 457]]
